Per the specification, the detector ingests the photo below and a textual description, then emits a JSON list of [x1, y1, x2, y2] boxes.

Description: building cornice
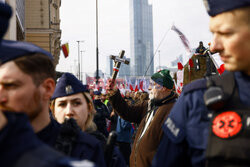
[[26, 28, 61, 34]]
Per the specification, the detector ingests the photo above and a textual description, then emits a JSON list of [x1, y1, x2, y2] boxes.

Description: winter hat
[[151, 69, 174, 89]]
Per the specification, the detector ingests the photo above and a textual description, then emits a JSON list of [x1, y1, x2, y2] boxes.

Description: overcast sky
[[57, 0, 214, 76]]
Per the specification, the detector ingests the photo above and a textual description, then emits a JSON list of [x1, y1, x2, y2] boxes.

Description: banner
[[171, 25, 192, 54]]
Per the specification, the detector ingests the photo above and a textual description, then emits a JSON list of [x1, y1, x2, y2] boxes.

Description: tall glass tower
[[129, 0, 154, 76]]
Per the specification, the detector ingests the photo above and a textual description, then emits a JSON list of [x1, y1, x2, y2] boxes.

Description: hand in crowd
[[106, 79, 118, 96], [110, 110, 116, 118]]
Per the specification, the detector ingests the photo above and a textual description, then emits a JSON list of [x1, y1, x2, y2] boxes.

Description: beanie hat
[[151, 69, 174, 89]]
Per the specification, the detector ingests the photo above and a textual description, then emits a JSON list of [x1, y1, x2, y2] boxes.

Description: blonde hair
[[82, 92, 97, 131], [50, 92, 97, 131]]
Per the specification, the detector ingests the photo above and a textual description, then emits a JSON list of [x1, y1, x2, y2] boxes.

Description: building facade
[[25, 0, 61, 65], [129, 0, 154, 76], [4, 0, 24, 40], [3, 0, 61, 65]]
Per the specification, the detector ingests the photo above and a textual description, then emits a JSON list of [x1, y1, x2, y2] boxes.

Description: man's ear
[[162, 86, 171, 93], [41, 78, 55, 100]]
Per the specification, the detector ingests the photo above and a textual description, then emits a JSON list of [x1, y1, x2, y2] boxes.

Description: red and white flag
[[134, 79, 139, 92], [139, 80, 144, 92]]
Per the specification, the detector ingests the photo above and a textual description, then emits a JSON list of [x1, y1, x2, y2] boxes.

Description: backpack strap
[[209, 71, 235, 100]]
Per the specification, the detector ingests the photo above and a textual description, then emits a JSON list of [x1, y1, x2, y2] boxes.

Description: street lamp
[[96, 0, 99, 86], [77, 40, 84, 81], [80, 50, 85, 81]]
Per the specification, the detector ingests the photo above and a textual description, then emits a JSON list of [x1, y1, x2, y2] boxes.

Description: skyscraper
[[106, 55, 113, 77], [129, 0, 154, 76]]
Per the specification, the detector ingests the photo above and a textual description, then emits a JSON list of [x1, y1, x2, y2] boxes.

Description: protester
[[101, 93, 116, 132], [0, 40, 105, 166], [116, 115, 133, 166], [93, 90, 110, 137], [140, 91, 149, 101], [195, 41, 206, 54], [152, 1, 250, 166], [106, 69, 178, 167]]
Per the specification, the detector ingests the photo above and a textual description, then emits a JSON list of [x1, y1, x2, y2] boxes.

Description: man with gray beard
[[106, 69, 178, 167]]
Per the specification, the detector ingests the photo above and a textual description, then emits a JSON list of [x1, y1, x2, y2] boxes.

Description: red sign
[[212, 111, 242, 138]]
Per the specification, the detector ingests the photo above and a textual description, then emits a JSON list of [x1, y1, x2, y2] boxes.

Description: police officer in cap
[[0, 39, 105, 165], [50, 72, 126, 167], [0, 2, 97, 167], [152, 0, 250, 167]]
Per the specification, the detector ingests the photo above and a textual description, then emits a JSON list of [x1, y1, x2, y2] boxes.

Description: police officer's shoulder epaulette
[[183, 78, 207, 95]]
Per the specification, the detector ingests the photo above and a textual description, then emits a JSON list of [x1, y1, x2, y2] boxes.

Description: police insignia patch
[[165, 117, 180, 137], [65, 85, 73, 94], [212, 111, 242, 139]]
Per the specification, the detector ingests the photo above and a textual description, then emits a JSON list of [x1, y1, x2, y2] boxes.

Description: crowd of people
[[1, 0, 250, 167]]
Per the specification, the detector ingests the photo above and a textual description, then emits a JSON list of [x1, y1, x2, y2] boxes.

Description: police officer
[[50, 72, 126, 167], [0, 111, 97, 167], [0, 40, 105, 166], [0, 4, 105, 166], [0, 2, 97, 167], [152, 1, 250, 167]]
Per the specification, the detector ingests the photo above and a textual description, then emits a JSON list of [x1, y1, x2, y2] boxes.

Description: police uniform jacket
[[0, 112, 97, 167], [37, 117, 106, 167], [152, 71, 250, 167], [109, 90, 177, 167]]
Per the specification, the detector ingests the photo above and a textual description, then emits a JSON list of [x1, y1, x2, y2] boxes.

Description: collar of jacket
[[151, 91, 177, 107]]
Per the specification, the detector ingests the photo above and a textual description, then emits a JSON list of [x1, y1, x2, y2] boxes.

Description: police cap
[[51, 72, 88, 100], [0, 40, 53, 64], [0, 2, 12, 40], [203, 0, 250, 16]]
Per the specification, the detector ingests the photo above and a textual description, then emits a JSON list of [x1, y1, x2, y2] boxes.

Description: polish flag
[[61, 43, 69, 58]]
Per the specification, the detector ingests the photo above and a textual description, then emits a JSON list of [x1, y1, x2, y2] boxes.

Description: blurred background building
[[3, 0, 61, 65], [129, 0, 154, 77]]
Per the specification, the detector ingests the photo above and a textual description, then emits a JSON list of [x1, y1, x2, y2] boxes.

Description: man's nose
[[0, 86, 7, 104], [210, 34, 223, 53]]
